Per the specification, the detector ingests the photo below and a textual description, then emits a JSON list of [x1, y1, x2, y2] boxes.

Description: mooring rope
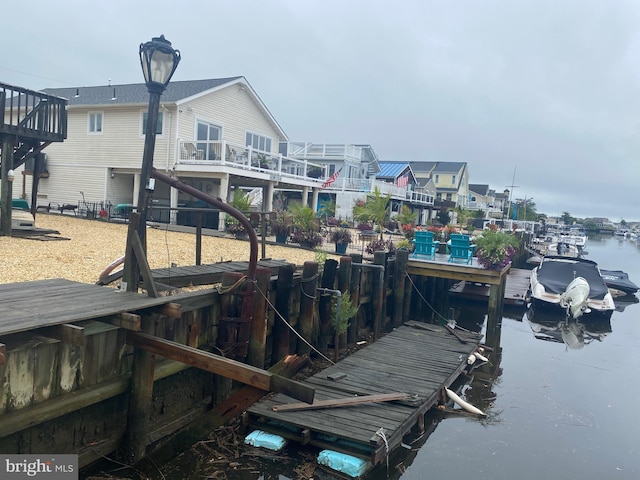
[[253, 281, 335, 365], [404, 273, 451, 324], [215, 275, 248, 294], [300, 273, 320, 299], [375, 427, 390, 476]]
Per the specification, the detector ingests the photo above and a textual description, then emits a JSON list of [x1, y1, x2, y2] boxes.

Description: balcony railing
[[281, 142, 364, 163], [177, 140, 326, 181], [177, 140, 434, 207], [0, 82, 67, 142]]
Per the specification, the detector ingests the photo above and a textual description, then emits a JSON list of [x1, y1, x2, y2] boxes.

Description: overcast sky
[[3, 0, 639, 221]]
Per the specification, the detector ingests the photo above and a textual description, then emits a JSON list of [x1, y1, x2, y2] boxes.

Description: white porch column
[[264, 182, 275, 212], [133, 173, 141, 207], [218, 174, 230, 231], [311, 188, 319, 212], [302, 186, 310, 208], [170, 179, 179, 225]]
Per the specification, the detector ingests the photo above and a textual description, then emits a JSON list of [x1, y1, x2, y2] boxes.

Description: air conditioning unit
[[25, 153, 48, 174]]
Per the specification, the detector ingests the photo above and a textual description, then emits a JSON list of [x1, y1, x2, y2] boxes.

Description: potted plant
[[226, 217, 247, 239], [396, 238, 414, 252], [290, 229, 323, 248], [330, 227, 353, 254], [270, 211, 291, 244], [473, 229, 520, 270]]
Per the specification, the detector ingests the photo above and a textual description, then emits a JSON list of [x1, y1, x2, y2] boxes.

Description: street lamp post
[[127, 35, 180, 292]]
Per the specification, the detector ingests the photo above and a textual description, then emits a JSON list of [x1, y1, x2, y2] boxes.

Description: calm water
[[101, 234, 640, 480], [392, 234, 640, 480]]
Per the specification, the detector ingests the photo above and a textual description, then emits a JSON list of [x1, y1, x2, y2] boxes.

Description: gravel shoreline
[[0, 214, 331, 285]]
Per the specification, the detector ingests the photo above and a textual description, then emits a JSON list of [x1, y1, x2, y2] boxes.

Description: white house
[[33, 77, 326, 229]]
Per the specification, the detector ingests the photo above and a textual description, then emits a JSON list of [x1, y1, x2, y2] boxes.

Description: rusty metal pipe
[[151, 168, 258, 280]]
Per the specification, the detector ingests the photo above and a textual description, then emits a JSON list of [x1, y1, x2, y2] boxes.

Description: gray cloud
[[2, 0, 639, 220]]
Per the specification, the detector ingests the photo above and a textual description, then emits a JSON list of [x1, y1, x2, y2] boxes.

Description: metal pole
[[137, 90, 162, 251], [127, 89, 161, 292]]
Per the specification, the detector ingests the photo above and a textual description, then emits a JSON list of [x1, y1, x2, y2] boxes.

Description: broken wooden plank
[[445, 325, 469, 344], [271, 392, 412, 412], [141, 354, 310, 469], [127, 331, 315, 403]]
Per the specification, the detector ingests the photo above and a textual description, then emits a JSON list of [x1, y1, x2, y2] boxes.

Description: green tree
[[352, 187, 391, 239], [289, 201, 318, 231], [436, 210, 450, 226], [229, 188, 251, 211], [561, 211, 575, 225], [395, 205, 416, 226]]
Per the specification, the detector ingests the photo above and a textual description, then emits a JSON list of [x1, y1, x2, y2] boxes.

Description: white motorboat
[[528, 256, 615, 319]]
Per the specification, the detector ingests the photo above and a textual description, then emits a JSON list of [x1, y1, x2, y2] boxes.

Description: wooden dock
[[246, 321, 481, 466], [98, 258, 294, 287], [448, 267, 531, 306], [0, 278, 177, 336]]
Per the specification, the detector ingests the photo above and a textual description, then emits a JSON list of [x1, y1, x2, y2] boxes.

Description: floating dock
[[246, 321, 482, 466]]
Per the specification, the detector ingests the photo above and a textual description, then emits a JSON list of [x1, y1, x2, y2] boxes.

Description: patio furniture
[[183, 142, 204, 160], [447, 233, 475, 264], [411, 231, 439, 260]]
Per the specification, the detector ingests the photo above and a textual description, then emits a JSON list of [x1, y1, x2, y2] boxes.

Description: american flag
[[397, 174, 409, 188], [322, 167, 342, 188]]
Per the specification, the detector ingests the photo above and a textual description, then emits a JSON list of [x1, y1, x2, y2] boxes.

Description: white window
[[435, 174, 439, 184], [88, 112, 103, 134], [245, 131, 272, 152], [197, 121, 221, 160], [142, 111, 163, 135], [452, 175, 456, 184]]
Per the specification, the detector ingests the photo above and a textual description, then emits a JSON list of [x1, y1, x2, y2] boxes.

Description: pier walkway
[[246, 321, 481, 466]]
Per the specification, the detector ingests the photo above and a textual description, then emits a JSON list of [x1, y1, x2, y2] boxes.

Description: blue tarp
[[317, 450, 370, 478], [244, 430, 287, 451]]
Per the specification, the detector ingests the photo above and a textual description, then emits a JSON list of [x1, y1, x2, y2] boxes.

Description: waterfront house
[[27, 77, 326, 229], [280, 144, 435, 222]]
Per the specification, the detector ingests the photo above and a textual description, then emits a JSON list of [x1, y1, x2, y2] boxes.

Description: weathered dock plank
[[0, 278, 176, 336], [247, 322, 481, 464], [151, 259, 293, 287]]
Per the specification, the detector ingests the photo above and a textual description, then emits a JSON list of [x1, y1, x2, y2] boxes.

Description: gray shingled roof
[[469, 184, 490, 196], [42, 77, 243, 106], [408, 161, 437, 173], [433, 162, 466, 173]]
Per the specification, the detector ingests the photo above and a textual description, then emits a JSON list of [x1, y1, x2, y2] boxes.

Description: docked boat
[[530, 234, 581, 259], [600, 269, 640, 296], [528, 255, 615, 319]]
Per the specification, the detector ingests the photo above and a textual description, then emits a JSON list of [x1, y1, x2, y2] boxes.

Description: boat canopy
[[536, 256, 609, 300]]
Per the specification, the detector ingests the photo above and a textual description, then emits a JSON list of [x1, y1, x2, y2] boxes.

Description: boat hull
[[529, 256, 615, 319]]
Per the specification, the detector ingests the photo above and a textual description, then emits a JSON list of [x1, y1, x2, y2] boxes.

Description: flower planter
[[335, 242, 348, 254]]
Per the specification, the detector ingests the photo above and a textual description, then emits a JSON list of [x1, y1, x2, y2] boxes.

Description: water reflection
[[523, 305, 612, 349]]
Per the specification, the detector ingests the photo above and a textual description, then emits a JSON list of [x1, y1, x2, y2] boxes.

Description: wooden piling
[[297, 262, 319, 356], [120, 313, 157, 463], [318, 259, 338, 354], [247, 266, 271, 369], [393, 250, 409, 328], [348, 262, 362, 345], [272, 264, 295, 363], [373, 252, 386, 339], [337, 256, 352, 350]]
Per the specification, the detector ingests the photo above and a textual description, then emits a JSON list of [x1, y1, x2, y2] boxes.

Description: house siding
[[178, 87, 284, 150]]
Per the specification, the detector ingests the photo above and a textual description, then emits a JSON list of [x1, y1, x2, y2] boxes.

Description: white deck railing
[[282, 142, 364, 162], [177, 140, 434, 206]]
